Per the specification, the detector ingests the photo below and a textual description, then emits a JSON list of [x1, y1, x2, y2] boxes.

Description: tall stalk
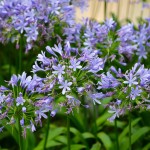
[[19, 39, 22, 74], [93, 104, 98, 140], [129, 111, 132, 150], [43, 112, 51, 150], [115, 119, 119, 150], [104, 0, 107, 20], [67, 115, 71, 150], [8, 44, 12, 77], [18, 117, 23, 150]]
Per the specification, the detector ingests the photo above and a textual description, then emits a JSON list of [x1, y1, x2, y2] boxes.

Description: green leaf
[[143, 143, 150, 150], [70, 144, 86, 150], [96, 112, 112, 126], [120, 127, 150, 150], [55, 135, 67, 144], [97, 132, 112, 149], [34, 140, 62, 150], [62, 144, 86, 150], [34, 127, 66, 150], [131, 127, 150, 144], [24, 129, 35, 150], [91, 142, 101, 150], [82, 132, 95, 139], [46, 127, 66, 140], [46, 140, 62, 148], [119, 118, 141, 141], [70, 127, 84, 143]]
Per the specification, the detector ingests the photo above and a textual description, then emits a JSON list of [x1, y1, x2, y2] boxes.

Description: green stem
[[93, 104, 98, 140], [18, 117, 23, 150], [19, 38, 23, 74], [104, 0, 107, 20], [8, 44, 12, 77], [129, 111, 132, 150], [115, 119, 119, 150], [67, 115, 71, 150], [43, 112, 51, 150]]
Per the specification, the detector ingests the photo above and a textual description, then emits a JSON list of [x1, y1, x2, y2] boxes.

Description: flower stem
[[43, 112, 51, 150], [104, 0, 107, 20], [115, 119, 119, 150], [67, 114, 71, 150], [19, 37, 23, 74], [129, 111, 132, 150], [93, 104, 98, 140], [18, 117, 23, 150]]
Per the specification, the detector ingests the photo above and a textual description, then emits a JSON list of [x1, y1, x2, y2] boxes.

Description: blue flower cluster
[[0, 0, 87, 52], [98, 63, 150, 122], [0, 0, 150, 136]]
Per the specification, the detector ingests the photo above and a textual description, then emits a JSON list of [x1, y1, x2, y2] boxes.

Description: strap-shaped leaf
[[97, 132, 112, 149], [91, 142, 101, 150]]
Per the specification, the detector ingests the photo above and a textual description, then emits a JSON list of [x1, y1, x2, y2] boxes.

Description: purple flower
[[20, 118, 24, 126], [37, 51, 51, 66], [52, 64, 65, 79], [35, 108, 48, 119], [88, 57, 104, 73], [32, 61, 45, 73], [136, 44, 147, 60], [51, 110, 57, 117], [0, 126, 4, 132], [130, 86, 142, 100], [0, 93, 5, 104], [98, 72, 120, 89], [105, 18, 116, 29], [30, 121, 36, 132], [22, 107, 26, 113], [52, 43, 63, 56], [9, 74, 18, 87], [59, 80, 72, 95], [16, 92, 25, 106], [89, 92, 105, 105], [110, 66, 123, 78], [123, 72, 138, 87], [46, 46, 57, 57], [108, 106, 124, 122], [19, 72, 32, 88], [69, 58, 82, 71], [13, 16, 28, 34]]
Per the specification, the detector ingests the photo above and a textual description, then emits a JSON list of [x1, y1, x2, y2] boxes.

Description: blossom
[[98, 72, 120, 89], [89, 93, 105, 105], [59, 80, 72, 95], [130, 86, 142, 100], [16, 92, 25, 106], [20, 118, 24, 126], [123, 72, 138, 87], [8, 74, 18, 87], [52, 64, 65, 80], [30, 121, 36, 132], [69, 58, 82, 71], [37, 51, 51, 66]]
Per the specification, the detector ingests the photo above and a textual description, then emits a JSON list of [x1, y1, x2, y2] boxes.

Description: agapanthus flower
[[0, 72, 54, 136], [69, 58, 82, 71], [0, 0, 89, 52], [99, 63, 150, 122], [129, 86, 142, 100], [31, 41, 106, 114], [59, 80, 72, 95]]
